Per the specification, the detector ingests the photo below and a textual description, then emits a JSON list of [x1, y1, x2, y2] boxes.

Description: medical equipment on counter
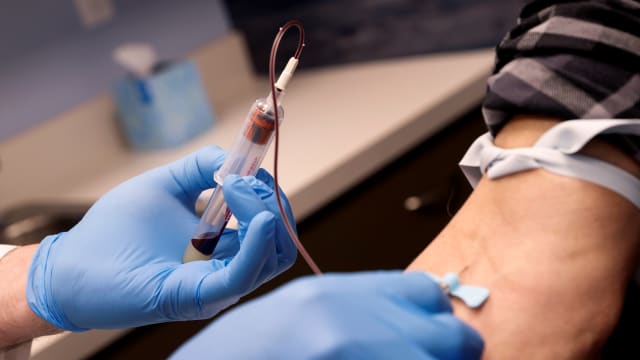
[[113, 44, 214, 150], [183, 21, 322, 275]]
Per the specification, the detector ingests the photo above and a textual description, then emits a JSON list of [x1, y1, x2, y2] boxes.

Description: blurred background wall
[[0, 0, 229, 141], [0, 0, 521, 142]]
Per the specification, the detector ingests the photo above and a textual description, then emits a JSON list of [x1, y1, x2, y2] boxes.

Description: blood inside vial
[[191, 231, 224, 256]]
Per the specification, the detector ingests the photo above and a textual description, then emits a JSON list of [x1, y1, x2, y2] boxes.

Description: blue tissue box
[[113, 60, 214, 150]]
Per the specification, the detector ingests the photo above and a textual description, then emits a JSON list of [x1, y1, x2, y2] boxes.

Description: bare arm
[[410, 0, 640, 355], [408, 115, 640, 358], [0, 245, 59, 349]]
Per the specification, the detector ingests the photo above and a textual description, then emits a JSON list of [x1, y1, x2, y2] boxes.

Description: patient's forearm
[[0, 245, 60, 349], [408, 116, 640, 359]]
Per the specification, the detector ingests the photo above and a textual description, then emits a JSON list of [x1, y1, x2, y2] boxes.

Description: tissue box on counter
[[113, 60, 214, 150]]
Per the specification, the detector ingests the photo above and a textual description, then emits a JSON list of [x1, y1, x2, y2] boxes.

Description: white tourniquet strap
[[459, 119, 640, 209], [0, 244, 17, 260]]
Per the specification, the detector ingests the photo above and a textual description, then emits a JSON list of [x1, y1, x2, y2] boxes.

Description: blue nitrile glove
[[171, 271, 484, 360], [26, 146, 297, 331]]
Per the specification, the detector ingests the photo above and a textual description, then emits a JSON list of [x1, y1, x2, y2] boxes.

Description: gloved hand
[[171, 271, 484, 360], [27, 146, 297, 331]]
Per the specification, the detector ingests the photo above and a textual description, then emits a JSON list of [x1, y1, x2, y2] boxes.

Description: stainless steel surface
[[0, 203, 89, 245]]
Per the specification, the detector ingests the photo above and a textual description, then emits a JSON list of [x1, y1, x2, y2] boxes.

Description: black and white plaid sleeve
[[483, 0, 640, 160]]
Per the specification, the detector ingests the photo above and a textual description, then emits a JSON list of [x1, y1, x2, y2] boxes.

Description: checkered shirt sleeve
[[483, 0, 640, 159]]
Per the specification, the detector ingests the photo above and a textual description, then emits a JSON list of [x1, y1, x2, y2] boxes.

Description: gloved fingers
[[223, 173, 296, 272], [164, 146, 227, 204], [415, 313, 484, 360], [256, 169, 298, 234], [252, 170, 298, 268], [322, 271, 452, 313], [202, 211, 276, 300], [386, 271, 453, 313], [223, 174, 293, 279], [256, 237, 280, 283], [222, 175, 270, 229], [211, 229, 240, 260], [255, 168, 275, 188]]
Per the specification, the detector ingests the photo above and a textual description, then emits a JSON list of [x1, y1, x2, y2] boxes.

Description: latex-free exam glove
[[171, 271, 484, 360], [27, 146, 297, 331]]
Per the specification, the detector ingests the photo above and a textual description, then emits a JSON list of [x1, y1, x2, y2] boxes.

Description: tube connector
[[275, 57, 299, 91]]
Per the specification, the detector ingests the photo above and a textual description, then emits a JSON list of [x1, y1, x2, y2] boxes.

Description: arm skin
[[0, 245, 59, 349], [408, 115, 640, 359]]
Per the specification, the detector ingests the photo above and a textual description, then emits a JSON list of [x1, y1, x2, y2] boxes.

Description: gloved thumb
[[162, 146, 227, 203], [424, 314, 484, 360]]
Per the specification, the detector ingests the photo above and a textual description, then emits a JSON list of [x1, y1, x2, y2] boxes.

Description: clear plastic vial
[[183, 93, 284, 262]]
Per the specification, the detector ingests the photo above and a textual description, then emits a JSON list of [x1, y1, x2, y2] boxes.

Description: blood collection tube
[[183, 91, 285, 262], [183, 22, 321, 274]]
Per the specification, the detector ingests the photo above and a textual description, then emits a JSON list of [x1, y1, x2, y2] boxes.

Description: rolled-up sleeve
[[0, 245, 17, 259], [483, 0, 640, 159]]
